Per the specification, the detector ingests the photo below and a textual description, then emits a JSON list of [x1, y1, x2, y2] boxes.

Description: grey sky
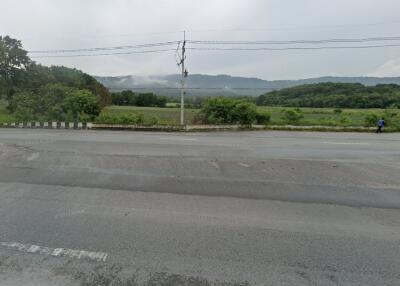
[[2, 0, 400, 80]]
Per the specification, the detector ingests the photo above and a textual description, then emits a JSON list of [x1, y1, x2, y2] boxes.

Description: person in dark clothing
[[376, 118, 385, 133]]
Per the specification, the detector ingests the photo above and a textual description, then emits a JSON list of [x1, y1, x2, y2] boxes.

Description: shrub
[[283, 109, 303, 124], [95, 113, 143, 125], [199, 97, 258, 125], [364, 113, 379, 127], [334, 108, 343, 114], [201, 97, 236, 124], [231, 101, 257, 125], [255, 111, 271, 124]]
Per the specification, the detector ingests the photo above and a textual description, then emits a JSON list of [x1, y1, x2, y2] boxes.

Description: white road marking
[[54, 209, 85, 219], [28, 133, 60, 137], [239, 163, 250, 168], [208, 160, 220, 169], [27, 153, 40, 161], [1, 242, 108, 262], [323, 142, 369, 145], [159, 137, 197, 141]]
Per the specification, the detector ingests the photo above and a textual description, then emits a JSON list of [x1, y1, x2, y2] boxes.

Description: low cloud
[[369, 58, 400, 77]]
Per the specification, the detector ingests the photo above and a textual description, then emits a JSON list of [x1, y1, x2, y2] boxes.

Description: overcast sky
[[2, 0, 400, 80]]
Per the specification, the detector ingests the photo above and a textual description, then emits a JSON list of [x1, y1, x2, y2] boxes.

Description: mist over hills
[[94, 74, 400, 97]]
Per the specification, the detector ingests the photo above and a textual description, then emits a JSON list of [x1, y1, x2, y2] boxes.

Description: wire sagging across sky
[[28, 35, 400, 58]]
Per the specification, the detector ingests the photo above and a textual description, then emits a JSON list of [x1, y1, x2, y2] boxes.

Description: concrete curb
[[0, 122, 392, 132], [0, 122, 92, 129]]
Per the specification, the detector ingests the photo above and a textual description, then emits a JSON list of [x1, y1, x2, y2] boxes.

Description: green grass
[[2, 100, 399, 130], [0, 100, 15, 123], [257, 106, 399, 127], [103, 105, 399, 127], [101, 106, 198, 125]]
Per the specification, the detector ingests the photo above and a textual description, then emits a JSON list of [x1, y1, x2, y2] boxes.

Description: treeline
[[111, 90, 167, 107], [256, 82, 400, 108], [0, 35, 110, 121]]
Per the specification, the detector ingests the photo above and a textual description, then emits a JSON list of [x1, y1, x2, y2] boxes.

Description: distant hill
[[94, 74, 400, 97], [256, 82, 400, 108]]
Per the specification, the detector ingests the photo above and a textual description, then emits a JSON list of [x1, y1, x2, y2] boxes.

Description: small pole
[[180, 31, 186, 126]]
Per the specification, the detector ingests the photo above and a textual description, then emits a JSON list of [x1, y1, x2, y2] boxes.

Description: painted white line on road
[[159, 137, 197, 141], [239, 163, 250, 168], [208, 160, 220, 169], [28, 133, 61, 137], [323, 142, 370, 145], [27, 153, 40, 161], [1, 242, 108, 262]]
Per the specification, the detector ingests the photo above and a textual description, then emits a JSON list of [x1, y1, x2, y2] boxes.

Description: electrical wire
[[187, 36, 400, 45], [28, 41, 180, 54], [187, 43, 400, 51], [30, 48, 178, 58]]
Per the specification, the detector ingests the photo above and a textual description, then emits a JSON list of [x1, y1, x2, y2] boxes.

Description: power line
[[187, 43, 400, 51], [28, 41, 180, 53], [30, 48, 178, 58], [187, 36, 400, 45]]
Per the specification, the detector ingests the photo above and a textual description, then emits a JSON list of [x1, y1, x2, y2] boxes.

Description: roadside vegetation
[[1, 35, 400, 131], [96, 104, 400, 130], [0, 35, 110, 122]]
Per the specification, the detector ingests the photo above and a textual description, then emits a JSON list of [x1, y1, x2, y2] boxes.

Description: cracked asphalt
[[0, 129, 400, 285]]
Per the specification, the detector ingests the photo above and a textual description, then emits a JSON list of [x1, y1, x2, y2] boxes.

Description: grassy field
[[103, 105, 399, 127], [258, 106, 378, 126], [1, 100, 399, 129], [101, 106, 198, 125]]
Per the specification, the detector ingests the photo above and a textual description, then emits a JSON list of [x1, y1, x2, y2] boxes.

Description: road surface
[[0, 129, 399, 285]]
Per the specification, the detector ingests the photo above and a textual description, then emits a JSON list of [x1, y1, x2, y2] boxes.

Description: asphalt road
[[0, 129, 400, 285]]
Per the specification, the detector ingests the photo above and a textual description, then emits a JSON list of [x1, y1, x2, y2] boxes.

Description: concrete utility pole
[[179, 31, 188, 125]]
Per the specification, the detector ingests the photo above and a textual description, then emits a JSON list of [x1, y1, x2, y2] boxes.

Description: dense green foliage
[[198, 97, 266, 125], [9, 84, 100, 122], [0, 35, 110, 121], [95, 112, 160, 126], [111, 90, 167, 107], [0, 36, 31, 97], [257, 82, 400, 108]]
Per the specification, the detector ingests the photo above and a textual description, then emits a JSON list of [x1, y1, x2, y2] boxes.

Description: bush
[[334, 108, 343, 114], [255, 111, 271, 124], [231, 101, 258, 125], [283, 109, 303, 124], [95, 113, 143, 125], [364, 113, 379, 127], [199, 97, 258, 125]]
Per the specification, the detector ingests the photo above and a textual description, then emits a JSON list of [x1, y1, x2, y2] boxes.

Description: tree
[[0, 36, 31, 98], [10, 84, 100, 122]]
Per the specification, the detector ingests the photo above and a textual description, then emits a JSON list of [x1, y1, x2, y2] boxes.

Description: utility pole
[[179, 31, 188, 125]]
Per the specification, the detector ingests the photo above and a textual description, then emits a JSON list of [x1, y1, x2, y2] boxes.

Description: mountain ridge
[[94, 74, 400, 96]]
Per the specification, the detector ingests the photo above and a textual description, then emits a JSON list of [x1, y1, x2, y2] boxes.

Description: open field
[[101, 105, 198, 125], [2, 100, 399, 129], [102, 105, 400, 128]]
